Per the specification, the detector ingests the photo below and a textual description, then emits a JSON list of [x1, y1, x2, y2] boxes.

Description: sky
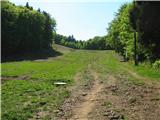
[[10, 0, 132, 40]]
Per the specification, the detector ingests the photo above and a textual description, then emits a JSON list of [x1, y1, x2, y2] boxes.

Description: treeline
[[2, 0, 112, 59], [3, 1, 159, 64], [54, 34, 112, 50], [107, 1, 160, 62], [2, 1, 56, 57]]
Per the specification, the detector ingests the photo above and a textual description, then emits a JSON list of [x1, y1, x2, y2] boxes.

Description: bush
[[153, 60, 160, 69]]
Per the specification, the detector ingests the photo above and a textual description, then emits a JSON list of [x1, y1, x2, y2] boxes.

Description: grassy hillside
[[1, 46, 160, 120]]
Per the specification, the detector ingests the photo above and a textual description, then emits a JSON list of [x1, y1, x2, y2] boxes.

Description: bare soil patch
[[1, 75, 29, 82], [89, 73, 160, 120], [57, 67, 103, 120], [57, 66, 160, 120]]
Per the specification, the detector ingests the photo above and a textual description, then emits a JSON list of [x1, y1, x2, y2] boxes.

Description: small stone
[[104, 112, 110, 116], [82, 93, 87, 96], [128, 97, 137, 104], [36, 114, 40, 119], [57, 111, 64, 117], [125, 92, 130, 96], [119, 114, 125, 119], [54, 110, 60, 113], [110, 115, 120, 120], [151, 97, 160, 101], [90, 99, 94, 101], [75, 116, 79, 119], [100, 81, 104, 83], [58, 107, 63, 111], [135, 109, 139, 112]]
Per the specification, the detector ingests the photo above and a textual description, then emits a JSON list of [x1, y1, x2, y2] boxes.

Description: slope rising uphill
[[2, 49, 160, 120], [1, 48, 106, 120], [57, 51, 160, 120]]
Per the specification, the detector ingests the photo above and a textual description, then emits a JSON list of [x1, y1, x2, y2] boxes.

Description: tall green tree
[[107, 3, 135, 60], [129, 1, 160, 61], [1, 1, 56, 57], [43, 11, 56, 48]]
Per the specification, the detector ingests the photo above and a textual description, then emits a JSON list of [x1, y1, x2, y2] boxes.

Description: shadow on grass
[[1, 48, 63, 63]]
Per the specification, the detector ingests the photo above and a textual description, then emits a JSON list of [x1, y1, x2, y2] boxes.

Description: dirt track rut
[[58, 65, 160, 120], [69, 70, 103, 120]]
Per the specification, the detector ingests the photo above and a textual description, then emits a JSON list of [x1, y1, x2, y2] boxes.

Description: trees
[[83, 36, 111, 50], [54, 34, 112, 50], [107, 1, 160, 62], [54, 34, 78, 48], [42, 11, 56, 48], [129, 1, 160, 61], [2, 1, 20, 55], [25, 2, 33, 10], [106, 3, 134, 60], [1, 1, 56, 57]]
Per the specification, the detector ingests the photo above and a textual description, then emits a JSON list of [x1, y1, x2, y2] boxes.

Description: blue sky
[[10, 0, 132, 40]]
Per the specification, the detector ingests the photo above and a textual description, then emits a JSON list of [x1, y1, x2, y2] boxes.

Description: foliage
[[83, 36, 112, 50], [107, 2, 160, 63], [54, 34, 112, 50], [54, 34, 80, 49], [129, 1, 160, 61], [97, 51, 160, 80], [1, 1, 56, 57], [153, 60, 160, 69], [106, 3, 134, 60]]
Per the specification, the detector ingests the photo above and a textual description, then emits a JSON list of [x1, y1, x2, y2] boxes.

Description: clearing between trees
[[2, 45, 160, 120]]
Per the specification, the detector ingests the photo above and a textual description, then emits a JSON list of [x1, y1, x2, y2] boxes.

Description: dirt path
[[57, 64, 160, 120], [57, 67, 104, 120], [89, 72, 160, 120], [70, 70, 103, 120], [88, 74, 126, 120]]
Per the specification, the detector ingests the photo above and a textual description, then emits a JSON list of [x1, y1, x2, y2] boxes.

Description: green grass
[[102, 101, 112, 108], [99, 51, 160, 81], [93, 51, 159, 86], [1, 49, 160, 120], [2, 51, 98, 81], [131, 64, 160, 80], [2, 80, 69, 120], [2, 50, 101, 120]]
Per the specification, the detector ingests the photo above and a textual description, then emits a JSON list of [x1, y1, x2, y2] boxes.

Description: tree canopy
[[129, 1, 160, 61], [2, 1, 56, 57], [106, 1, 160, 62], [54, 34, 112, 50], [2, 1, 160, 63]]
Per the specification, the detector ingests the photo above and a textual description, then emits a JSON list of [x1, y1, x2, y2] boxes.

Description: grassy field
[[1, 45, 160, 120]]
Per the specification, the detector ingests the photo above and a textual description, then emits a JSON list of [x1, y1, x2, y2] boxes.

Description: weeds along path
[[124, 67, 160, 87]]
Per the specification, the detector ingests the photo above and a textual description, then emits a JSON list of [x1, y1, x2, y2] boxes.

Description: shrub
[[153, 60, 160, 69]]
